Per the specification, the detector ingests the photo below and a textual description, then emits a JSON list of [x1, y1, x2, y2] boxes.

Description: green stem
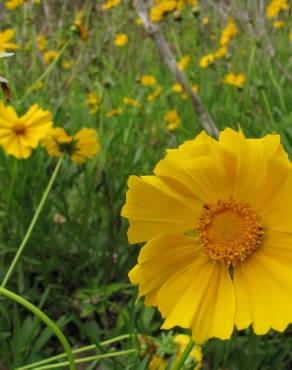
[[247, 44, 256, 82], [1, 156, 64, 289], [32, 349, 136, 370], [0, 287, 76, 370], [6, 157, 17, 216], [16, 334, 132, 370], [172, 337, 195, 370]]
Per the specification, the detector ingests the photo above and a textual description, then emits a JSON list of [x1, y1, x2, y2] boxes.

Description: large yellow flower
[[122, 128, 292, 343], [0, 102, 52, 158], [0, 29, 19, 53], [42, 127, 100, 164]]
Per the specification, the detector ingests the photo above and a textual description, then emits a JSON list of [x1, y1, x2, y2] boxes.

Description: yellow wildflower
[[199, 53, 215, 68], [171, 83, 184, 93], [220, 17, 238, 47], [290, 31, 292, 41], [123, 97, 140, 108], [175, 335, 202, 370], [5, 0, 23, 10], [29, 80, 44, 91], [177, 55, 191, 71], [150, 1, 177, 22], [43, 127, 100, 164], [74, 10, 89, 42], [0, 29, 19, 53], [140, 75, 157, 86], [164, 110, 181, 130], [223, 72, 246, 88], [37, 35, 46, 51], [147, 86, 162, 102], [191, 84, 199, 94], [0, 102, 52, 159], [273, 20, 285, 29], [102, 0, 120, 11], [214, 46, 228, 59], [135, 17, 143, 26], [267, 0, 289, 18], [62, 60, 74, 69], [106, 107, 123, 117], [123, 128, 292, 343], [85, 91, 101, 114], [148, 355, 167, 370], [114, 33, 128, 47], [43, 50, 59, 63], [202, 16, 209, 25]]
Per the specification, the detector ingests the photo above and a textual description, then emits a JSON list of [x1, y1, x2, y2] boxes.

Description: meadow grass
[[0, 0, 291, 368]]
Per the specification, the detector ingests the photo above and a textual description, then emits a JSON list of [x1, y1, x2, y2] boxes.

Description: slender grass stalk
[[5, 157, 17, 217], [16, 334, 132, 370], [31, 349, 136, 370], [172, 338, 195, 370], [1, 156, 64, 289], [0, 287, 76, 370]]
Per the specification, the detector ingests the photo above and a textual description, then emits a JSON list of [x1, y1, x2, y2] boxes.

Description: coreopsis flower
[[171, 83, 184, 93], [266, 0, 289, 18], [223, 73, 246, 88], [175, 335, 202, 370], [85, 91, 101, 114], [5, 0, 23, 10], [199, 53, 215, 68], [148, 355, 167, 370], [164, 110, 181, 130], [214, 46, 228, 59], [37, 35, 46, 51], [150, 1, 177, 22], [177, 55, 191, 71], [220, 17, 238, 47], [140, 75, 157, 86], [191, 84, 199, 93], [0, 102, 52, 159], [101, 0, 120, 11], [43, 50, 59, 63], [147, 86, 162, 102], [0, 29, 19, 53], [273, 20, 285, 29], [123, 96, 140, 108], [42, 127, 100, 164], [123, 128, 292, 343], [114, 33, 128, 47], [106, 107, 123, 117]]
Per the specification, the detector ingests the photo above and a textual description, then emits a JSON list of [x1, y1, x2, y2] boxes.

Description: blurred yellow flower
[[43, 50, 59, 63], [5, 0, 23, 10], [0, 29, 19, 53], [148, 355, 167, 370], [199, 53, 215, 68], [29, 80, 44, 91], [114, 33, 128, 47], [223, 72, 246, 88], [150, 1, 177, 22], [123, 96, 140, 107], [135, 17, 143, 26], [43, 127, 100, 164], [74, 11, 89, 42], [37, 35, 46, 51], [202, 16, 209, 25], [220, 17, 238, 47], [147, 86, 162, 102], [267, 0, 289, 18], [177, 55, 191, 71], [0, 102, 52, 159], [214, 46, 228, 59], [273, 20, 285, 28], [191, 84, 199, 93], [171, 83, 184, 93], [106, 107, 123, 117], [140, 75, 157, 86], [164, 110, 181, 130], [290, 31, 292, 41], [62, 60, 74, 69], [85, 91, 101, 114], [102, 0, 120, 11]]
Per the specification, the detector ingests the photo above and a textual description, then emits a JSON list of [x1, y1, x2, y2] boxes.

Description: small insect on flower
[[42, 127, 100, 164], [122, 128, 292, 343], [114, 33, 128, 47], [0, 102, 52, 159]]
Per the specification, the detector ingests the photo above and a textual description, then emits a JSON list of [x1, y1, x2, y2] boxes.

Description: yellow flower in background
[[43, 50, 59, 63], [0, 102, 52, 159], [290, 31, 292, 41], [114, 33, 128, 47], [123, 97, 140, 108], [223, 72, 246, 88], [37, 35, 46, 51], [85, 91, 101, 114], [199, 53, 215, 68], [123, 128, 292, 343], [202, 16, 209, 25], [147, 86, 162, 102], [102, 0, 120, 11], [164, 110, 181, 130], [191, 84, 199, 94], [214, 46, 228, 59], [0, 29, 19, 52], [171, 83, 184, 93], [74, 10, 89, 42], [5, 0, 23, 10], [175, 335, 202, 370], [150, 1, 177, 23], [148, 355, 167, 370], [177, 55, 191, 71], [29, 80, 44, 91], [135, 17, 143, 26], [220, 17, 238, 47], [43, 127, 100, 164], [62, 59, 74, 69], [106, 107, 123, 117], [273, 20, 285, 29], [140, 75, 157, 86], [266, 0, 289, 18]]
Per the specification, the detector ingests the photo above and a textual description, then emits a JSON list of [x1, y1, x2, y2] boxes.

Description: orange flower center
[[198, 198, 263, 266], [12, 121, 27, 136]]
